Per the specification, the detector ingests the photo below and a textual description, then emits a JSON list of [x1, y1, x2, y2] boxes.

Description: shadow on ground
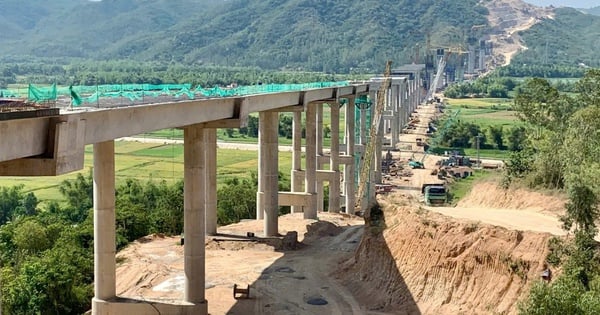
[[225, 211, 421, 315]]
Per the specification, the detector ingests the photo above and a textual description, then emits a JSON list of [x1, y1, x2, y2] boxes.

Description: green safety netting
[[28, 84, 57, 102], [21, 81, 350, 106]]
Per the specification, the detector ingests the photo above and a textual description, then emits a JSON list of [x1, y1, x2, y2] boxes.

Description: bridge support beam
[[344, 97, 356, 215], [291, 111, 303, 214], [204, 128, 218, 236], [183, 124, 208, 309], [92, 140, 116, 314], [329, 103, 341, 213], [258, 111, 280, 237], [304, 103, 318, 219], [316, 103, 325, 212]]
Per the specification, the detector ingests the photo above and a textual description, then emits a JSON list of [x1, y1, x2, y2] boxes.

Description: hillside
[[512, 7, 600, 67], [582, 6, 600, 15], [0, 0, 488, 72], [0, 0, 599, 72]]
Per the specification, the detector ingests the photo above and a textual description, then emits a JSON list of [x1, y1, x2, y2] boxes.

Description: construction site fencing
[[0, 81, 351, 106]]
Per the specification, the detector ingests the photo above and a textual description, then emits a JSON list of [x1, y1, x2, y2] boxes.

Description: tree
[[58, 170, 93, 223], [487, 125, 504, 149], [245, 115, 259, 137], [12, 220, 50, 254], [278, 114, 293, 139], [514, 78, 581, 131], [0, 185, 25, 225], [217, 177, 257, 225], [560, 185, 598, 235], [507, 126, 527, 151]]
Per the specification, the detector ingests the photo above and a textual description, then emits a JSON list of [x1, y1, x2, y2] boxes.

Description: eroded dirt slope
[[339, 201, 552, 315], [458, 181, 566, 216]]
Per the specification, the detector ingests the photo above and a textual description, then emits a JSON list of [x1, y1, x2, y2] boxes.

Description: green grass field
[[0, 141, 292, 206], [138, 106, 348, 146], [445, 98, 513, 108], [443, 97, 522, 160]]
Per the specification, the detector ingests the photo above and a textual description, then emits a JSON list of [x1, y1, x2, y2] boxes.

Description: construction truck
[[421, 184, 447, 206]]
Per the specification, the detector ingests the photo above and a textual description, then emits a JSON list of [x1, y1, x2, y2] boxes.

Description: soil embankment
[[339, 200, 553, 315]]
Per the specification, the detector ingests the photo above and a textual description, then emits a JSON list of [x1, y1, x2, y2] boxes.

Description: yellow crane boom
[[355, 60, 392, 218]]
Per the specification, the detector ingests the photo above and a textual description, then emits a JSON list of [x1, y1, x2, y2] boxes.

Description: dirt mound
[[337, 202, 553, 315], [458, 181, 566, 216]]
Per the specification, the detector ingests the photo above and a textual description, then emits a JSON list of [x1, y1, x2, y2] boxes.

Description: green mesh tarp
[[28, 84, 57, 103], [23, 81, 350, 106], [0, 89, 21, 98]]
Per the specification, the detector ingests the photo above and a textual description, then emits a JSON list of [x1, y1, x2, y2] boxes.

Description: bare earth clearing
[[116, 100, 574, 314]]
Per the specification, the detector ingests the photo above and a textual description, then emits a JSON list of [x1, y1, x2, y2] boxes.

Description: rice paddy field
[[140, 107, 347, 146], [0, 141, 292, 206], [443, 98, 522, 159]]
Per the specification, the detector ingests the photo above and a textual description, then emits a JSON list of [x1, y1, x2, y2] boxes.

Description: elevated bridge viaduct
[[0, 65, 425, 315]]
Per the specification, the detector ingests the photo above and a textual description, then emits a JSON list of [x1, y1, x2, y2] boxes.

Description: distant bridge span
[[0, 65, 425, 315]]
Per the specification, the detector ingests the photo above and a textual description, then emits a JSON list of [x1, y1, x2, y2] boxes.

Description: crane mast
[[355, 60, 392, 217]]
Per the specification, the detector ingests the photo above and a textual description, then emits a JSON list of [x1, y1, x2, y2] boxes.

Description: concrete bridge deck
[[0, 71, 426, 315]]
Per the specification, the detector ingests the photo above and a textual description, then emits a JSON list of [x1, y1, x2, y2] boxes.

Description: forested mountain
[[0, 0, 488, 72], [582, 6, 600, 15], [0, 0, 599, 72], [513, 7, 600, 67]]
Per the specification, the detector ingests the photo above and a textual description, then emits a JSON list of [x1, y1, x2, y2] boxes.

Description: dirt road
[[389, 101, 573, 238]]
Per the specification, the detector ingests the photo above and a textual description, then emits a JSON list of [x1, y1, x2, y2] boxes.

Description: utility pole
[[476, 134, 483, 169]]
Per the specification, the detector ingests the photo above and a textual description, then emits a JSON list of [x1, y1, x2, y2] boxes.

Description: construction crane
[[355, 60, 392, 217], [426, 53, 447, 101]]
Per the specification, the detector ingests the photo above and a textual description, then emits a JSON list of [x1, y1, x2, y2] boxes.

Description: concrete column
[[391, 85, 399, 149], [329, 103, 340, 213], [291, 111, 303, 214], [256, 121, 264, 220], [360, 106, 367, 145], [205, 128, 217, 236], [344, 97, 356, 215], [304, 103, 318, 219], [93, 141, 116, 308], [258, 111, 279, 237], [183, 125, 206, 304], [316, 103, 324, 212]]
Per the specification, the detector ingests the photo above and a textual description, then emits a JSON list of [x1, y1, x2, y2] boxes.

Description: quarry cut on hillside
[[482, 0, 555, 68]]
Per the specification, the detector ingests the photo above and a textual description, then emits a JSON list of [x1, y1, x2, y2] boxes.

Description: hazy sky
[[523, 0, 600, 8]]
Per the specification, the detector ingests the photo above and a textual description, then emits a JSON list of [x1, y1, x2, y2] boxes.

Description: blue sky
[[523, 0, 600, 8]]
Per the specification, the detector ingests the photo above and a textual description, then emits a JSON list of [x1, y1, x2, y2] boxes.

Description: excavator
[[408, 152, 427, 169]]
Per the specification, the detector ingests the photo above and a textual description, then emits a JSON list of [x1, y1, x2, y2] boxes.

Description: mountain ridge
[[0, 0, 598, 71]]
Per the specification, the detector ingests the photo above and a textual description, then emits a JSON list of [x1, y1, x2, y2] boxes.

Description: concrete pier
[[92, 141, 116, 314], [344, 97, 356, 215], [304, 103, 318, 219], [329, 103, 341, 213], [291, 111, 303, 214], [258, 112, 280, 236], [204, 128, 218, 236], [183, 125, 207, 306], [316, 103, 324, 212]]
